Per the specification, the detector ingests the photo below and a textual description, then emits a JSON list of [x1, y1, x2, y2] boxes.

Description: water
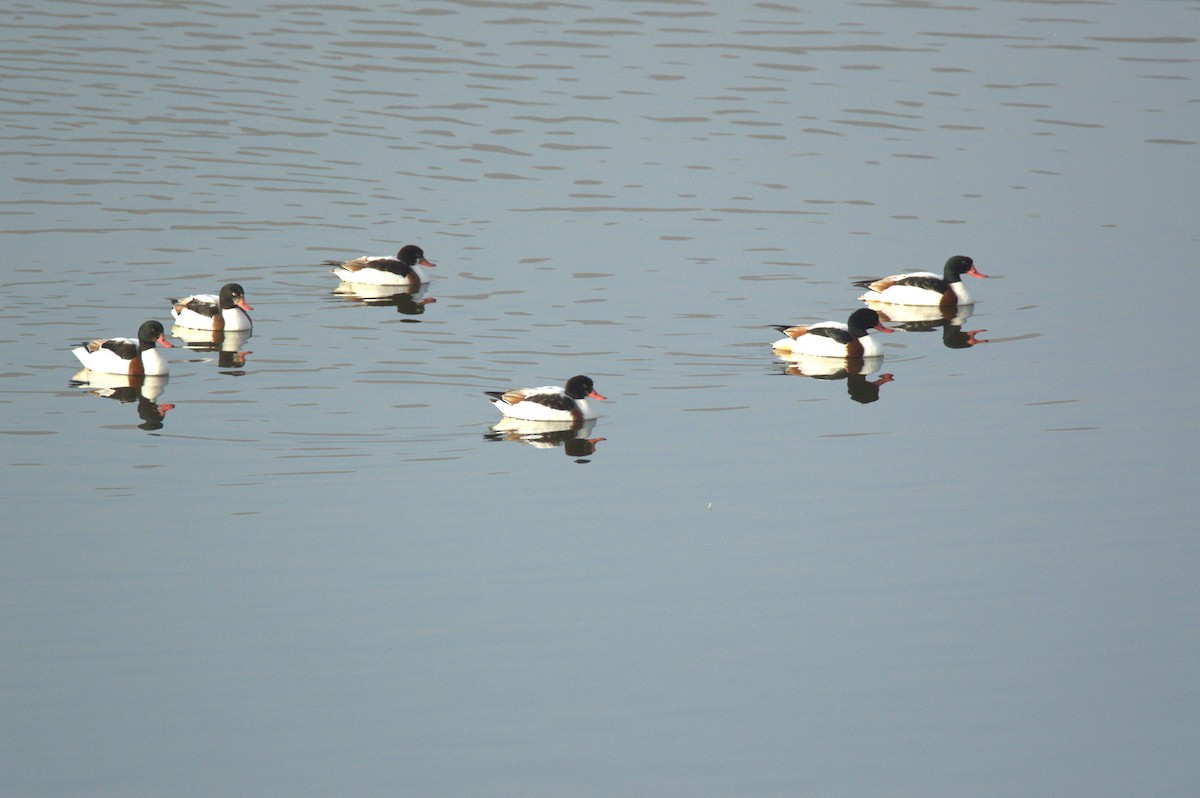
[[2, 1, 1198, 795]]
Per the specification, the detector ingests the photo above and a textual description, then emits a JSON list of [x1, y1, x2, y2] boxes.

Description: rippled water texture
[[2, 2, 1198, 795]]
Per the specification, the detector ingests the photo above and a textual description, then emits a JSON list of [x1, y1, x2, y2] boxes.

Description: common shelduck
[[169, 283, 252, 331], [325, 244, 436, 287], [853, 255, 988, 307], [485, 375, 606, 422], [771, 308, 893, 358], [72, 319, 173, 376]]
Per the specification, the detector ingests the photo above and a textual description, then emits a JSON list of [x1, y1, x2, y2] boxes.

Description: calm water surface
[[2, 1, 1198, 796]]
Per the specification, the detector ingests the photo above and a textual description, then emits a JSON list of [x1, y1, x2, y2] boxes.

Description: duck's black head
[[218, 283, 248, 309], [397, 244, 435, 268], [564, 375, 605, 401], [846, 307, 892, 335], [943, 255, 986, 281], [137, 319, 170, 349]]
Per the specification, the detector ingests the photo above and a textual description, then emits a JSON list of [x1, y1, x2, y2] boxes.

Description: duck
[[325, 244, 436, 287], [485, 375, 606, 422], [771, 307, 894, 358], [169, 283, 253, 331], [72, 319, 173, 376], [852, 255, 988, 307]]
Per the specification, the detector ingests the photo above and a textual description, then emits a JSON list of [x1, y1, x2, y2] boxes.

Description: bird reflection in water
[[333, 282, 436, 319], [69, 371, 174, 430], [171, 326, 252, 375], [776, 354, 895, 405], [863, 300, 988, 349], [484, 417, 605, 463]]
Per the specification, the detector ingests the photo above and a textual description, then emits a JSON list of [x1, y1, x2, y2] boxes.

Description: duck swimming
[[853, 255, 988, 308], [326, 244, 436, 287], [770, 308, 894, 358], [169, 282, 252, 331], [485, 375, 606, 423], [72, 319, 173, 376]]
